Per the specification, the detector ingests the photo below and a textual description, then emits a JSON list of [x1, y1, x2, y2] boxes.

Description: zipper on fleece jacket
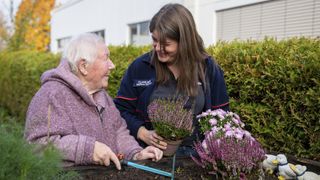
[[96, 107, 103, 122]]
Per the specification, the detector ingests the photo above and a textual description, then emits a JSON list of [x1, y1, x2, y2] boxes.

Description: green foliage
[[108, 45, 150, 97], [209, 37, 320, 160], [0, 121, 79, 179], [153, 121, 191, 140], [0, 50, 60, 120]]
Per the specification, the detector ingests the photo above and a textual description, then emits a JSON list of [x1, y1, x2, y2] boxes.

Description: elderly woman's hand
[[137, 126, 167, 150], [133, 146, 163, 162], [93, 141, 121, 170]]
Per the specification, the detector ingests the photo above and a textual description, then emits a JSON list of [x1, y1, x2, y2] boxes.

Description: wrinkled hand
[[93, 141, 121, 170], [133, 146, 163, 162], [137, 126, 167, 150]]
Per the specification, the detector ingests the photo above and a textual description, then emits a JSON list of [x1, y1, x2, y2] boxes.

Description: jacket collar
[[93, 90, 107, 109], [141, 51, 155, 67]]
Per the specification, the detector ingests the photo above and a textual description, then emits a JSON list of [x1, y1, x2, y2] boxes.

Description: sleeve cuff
[[76, 135, 96, 165], [126, 147, 143, 160]]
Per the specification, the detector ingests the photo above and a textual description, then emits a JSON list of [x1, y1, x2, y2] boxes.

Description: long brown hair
[[149, 3, 207, 97]]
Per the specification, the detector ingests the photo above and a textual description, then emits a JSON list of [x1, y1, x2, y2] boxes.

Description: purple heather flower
[[147, 97, 193, 140], [201, 141, 208, 152], [194, 109, 265, 178], [239, 172, 246, 180], [216, 138, 221, 146]]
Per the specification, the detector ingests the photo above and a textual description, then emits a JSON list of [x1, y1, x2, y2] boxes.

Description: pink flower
[[234, 113, 240, 120], [216, 138, 221, 146], [232, 117, 240, 125], [201, 141, 208, 153], [225, 130, 234, 137], [211, 126, 219, 134], [234, 130, 244, 140], [244, 130, 252, 138], [209, 111, 217, 116], [217, 114, 224, 119], [209, 118, 217, 125], [194, 109, 265, 179], [224, 123, 231, 130]]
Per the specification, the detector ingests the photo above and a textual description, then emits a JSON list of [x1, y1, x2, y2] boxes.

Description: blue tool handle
[[122, 160, 172, 177]]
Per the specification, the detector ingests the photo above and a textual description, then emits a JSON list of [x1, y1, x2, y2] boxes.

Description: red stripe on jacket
[[212, 102, 229, 109], [116, 96, 138, 101]]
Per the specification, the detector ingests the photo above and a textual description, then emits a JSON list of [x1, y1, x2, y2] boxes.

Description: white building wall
[[51, 0, 183, 52], [192, 0, 270, 46], [215, 0, 320, 41], [51, 0, 318, 52]]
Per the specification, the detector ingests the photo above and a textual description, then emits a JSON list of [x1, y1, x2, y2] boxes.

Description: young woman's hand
[[93, 141, 121, 170], [133, 146, 163, 162], [137, 126, 167, 150]]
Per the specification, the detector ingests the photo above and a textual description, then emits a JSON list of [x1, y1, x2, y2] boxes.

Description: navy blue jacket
[[114, 52, 229, 145]]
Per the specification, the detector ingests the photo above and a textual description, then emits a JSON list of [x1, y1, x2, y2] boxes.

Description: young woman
[[114, 4, 229, 156]]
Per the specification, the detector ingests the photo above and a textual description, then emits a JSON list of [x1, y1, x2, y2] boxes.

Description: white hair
[[63, 33, 105, 73]]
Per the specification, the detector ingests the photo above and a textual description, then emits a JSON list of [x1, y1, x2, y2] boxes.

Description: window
[[140, 21, 149, 36], [128, 21, 151, 45], [216, 0, 320, 41], [91, 29, 105, 40], [57, 37, 71, 51], [130, 26, 138, 35]]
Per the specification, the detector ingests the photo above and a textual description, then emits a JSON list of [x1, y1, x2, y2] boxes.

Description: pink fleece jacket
[[24, 60, 142, 166]]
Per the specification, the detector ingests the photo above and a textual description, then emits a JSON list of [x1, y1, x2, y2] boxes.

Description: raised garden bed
[[64, 155, 320, 179], [65, 156, 207, 179], [64, 156, 283, 179]]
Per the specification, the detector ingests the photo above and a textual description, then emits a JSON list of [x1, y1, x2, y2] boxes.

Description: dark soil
[[65, 156, 279, 180], [65, 156, 207, 179]]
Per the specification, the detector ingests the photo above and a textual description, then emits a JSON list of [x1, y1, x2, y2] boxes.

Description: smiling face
[[151, 30, 178, 64], [84, 44, 115, 92]]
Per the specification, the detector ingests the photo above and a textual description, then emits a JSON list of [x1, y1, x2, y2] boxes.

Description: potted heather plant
[[192, 109, 266, 179], [147, 97, 193, 156]]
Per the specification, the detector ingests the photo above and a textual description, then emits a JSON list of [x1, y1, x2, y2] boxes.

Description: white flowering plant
[[197, 109, 252, 140], [192, 109, 265, 179]]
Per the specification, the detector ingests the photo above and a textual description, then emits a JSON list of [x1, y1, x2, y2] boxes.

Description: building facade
[[50, 0, 320, 53]]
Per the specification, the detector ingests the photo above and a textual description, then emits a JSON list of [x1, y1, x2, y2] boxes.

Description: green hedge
[[209, 37, 320, 160], [0, 46, 150, 121], [0, 51, 60, 120], [107, 45, 151, 97], [0, 38, 319, 160]]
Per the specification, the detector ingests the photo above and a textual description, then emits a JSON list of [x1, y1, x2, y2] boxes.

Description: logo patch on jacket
[[133, 80, 153, 87]]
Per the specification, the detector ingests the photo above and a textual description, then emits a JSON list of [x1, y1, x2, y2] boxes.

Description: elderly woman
[[24, 33, 162, 170]]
